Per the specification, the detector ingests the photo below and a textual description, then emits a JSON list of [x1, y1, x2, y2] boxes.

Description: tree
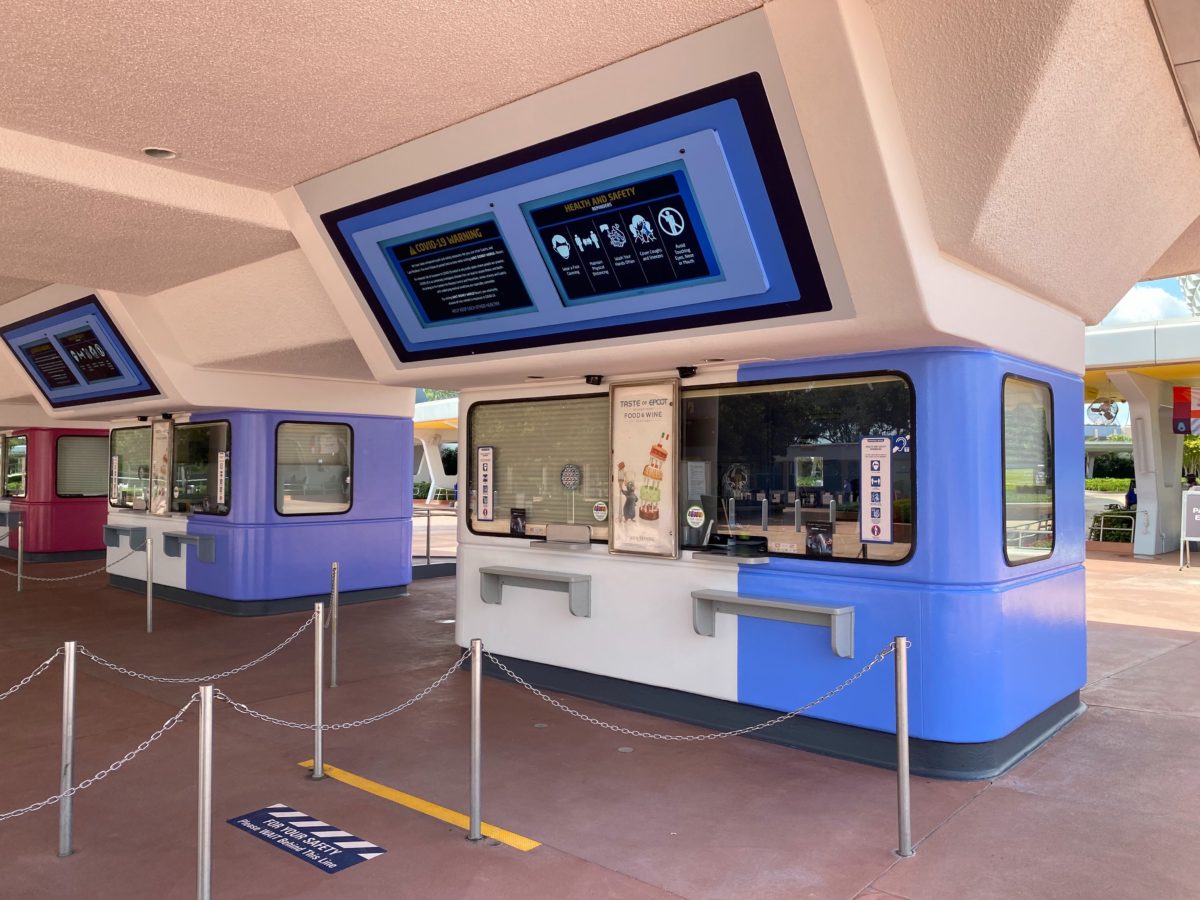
[[1184, 435, 1200, 475]]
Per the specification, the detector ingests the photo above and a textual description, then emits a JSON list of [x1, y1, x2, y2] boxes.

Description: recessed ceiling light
[[703, 358, 726, 363], [142, 147, 177, 160]]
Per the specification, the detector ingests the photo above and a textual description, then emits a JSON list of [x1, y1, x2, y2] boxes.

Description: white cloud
[[1100, 284, 1192, 326]]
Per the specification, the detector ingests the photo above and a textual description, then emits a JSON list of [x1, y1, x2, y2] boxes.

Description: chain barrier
[[0, 692, 199, 822], [0, 647, 63, 702], [79, 611, 317, 684], [215, 648, 470, 731], [486, 640, 905, 742], [0, 545, 143, 582]]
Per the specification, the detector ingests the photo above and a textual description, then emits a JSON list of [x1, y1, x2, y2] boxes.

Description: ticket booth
[[280, 6, 1087, 776], [0, 286, 417, 614], [0, 427, 110, 560], [104, 410, 412, 615]]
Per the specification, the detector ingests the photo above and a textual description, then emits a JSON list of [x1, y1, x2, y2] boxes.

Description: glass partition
[[110, 426, 151, 508], [1003, 375, 1054, 564], [678, 375, 915, 562], [171, 422, 231, 515], [276, 422, 352, 515], [3, 435, 26, 498], [57, 435, 108, 497], [468, 396, 610, 539]]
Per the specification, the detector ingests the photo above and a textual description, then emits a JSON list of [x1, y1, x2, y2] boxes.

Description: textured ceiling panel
[[150, 249, 365, 377], [0, 0, 759, 191], [1152, 0, 1200, 63], [198, 340, 373, 381], [872, 0, 1200, 322], [0, 167, 297, 294], [0, 276, 46, 304], [1146, 211, 1200, 279]]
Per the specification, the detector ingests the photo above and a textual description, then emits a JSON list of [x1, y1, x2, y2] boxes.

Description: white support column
[[1109, 371, 1183, 557]]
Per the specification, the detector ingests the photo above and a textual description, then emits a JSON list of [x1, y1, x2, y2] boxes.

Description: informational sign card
[[525, 164, 720, 305], [610, 380, 678, 557], [860, 437, 893, 544], [381, 217, 534, 326], [476, 445, 494, 522], [228, 803, 386, 875]]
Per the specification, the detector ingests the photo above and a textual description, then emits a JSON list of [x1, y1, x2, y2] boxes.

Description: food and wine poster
[[610, 380, 678, 557]]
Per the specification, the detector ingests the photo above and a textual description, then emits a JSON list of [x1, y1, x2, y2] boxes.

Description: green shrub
[[440, 446, 458, 476], [1092, 452, 1134, 479], [412, 480, 431, 500], [1084, 478, 1132, 492]]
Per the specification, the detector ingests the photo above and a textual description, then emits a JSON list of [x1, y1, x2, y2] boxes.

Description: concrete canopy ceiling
[[870, 0, 1200, 323], [0, 0, 761, 396]]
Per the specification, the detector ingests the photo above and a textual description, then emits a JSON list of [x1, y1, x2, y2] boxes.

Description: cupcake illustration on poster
[[611, 382, 677, 557]]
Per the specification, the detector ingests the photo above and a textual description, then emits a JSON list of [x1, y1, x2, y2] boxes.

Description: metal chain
[[0, 545, 143, 582], [0, 692, 199, 822], [0, 647, 63, 702], [78, 611, 317, 684], [215, 649, 470, 731], [486, 640, 907, 742]]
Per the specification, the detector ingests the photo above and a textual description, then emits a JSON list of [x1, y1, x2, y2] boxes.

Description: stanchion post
[[58, 641, 76, 858], [17, 521, 24, 593], [468, 638, 483, 841], [329, 561, 339, 689], [895, 636, 913, 858], [426, 510, 432, 567], [313, 602, 325, 779], [197, 685, 213, 900], [145, 536, 154, 634]]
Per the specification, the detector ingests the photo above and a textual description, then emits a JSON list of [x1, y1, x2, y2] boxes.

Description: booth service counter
[[455, 348, 1084, 778]]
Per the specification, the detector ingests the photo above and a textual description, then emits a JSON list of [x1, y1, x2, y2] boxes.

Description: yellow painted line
[[298, 760, 540, 852]]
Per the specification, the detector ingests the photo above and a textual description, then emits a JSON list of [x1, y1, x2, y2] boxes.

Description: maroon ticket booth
[[2, 428, 109, 561]]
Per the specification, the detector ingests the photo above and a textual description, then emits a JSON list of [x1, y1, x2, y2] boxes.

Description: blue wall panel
[[184, 410, 412, 603], [734, 348, 1086, 743]]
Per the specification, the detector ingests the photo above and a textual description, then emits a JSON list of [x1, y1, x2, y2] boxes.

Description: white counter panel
[[105, 510, 187, 589], [457, 540, 740, 702]]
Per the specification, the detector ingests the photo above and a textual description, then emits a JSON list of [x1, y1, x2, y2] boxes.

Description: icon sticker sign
[[860, 437, 893, 544]]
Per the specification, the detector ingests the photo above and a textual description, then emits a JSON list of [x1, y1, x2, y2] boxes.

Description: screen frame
[[0, 296, 159, 408], [321, 73, 832, 363]]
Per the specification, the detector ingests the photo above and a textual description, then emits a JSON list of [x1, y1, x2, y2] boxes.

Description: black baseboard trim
[[478, 653, 1085, 781], [108, 575, 409, 617], [412, 561, 456, 580], [0, 547, 106, 563]]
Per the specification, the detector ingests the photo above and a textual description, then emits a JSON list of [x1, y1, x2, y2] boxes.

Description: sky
[[1100, 276, 1191, 325]]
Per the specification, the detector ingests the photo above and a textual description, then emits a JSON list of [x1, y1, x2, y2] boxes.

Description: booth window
[[468, 396, 610, 539], [1003, 375, 1054, 564], [172, 422, 231, 515], [276, 422, 352, 516], [56, 436, 108, 498], [3, 435, 26, 498], [680, 375, 915, 563], [110, 427, 152, 508]]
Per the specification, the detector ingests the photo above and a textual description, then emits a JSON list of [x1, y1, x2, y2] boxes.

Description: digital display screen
[[322, 74, 832, 363], [1, 296, 159, 408], [380, 216, 534, 325], [21, 340, 78, 389], [58, 326, 122, 383], [523, 164, 721, 305]]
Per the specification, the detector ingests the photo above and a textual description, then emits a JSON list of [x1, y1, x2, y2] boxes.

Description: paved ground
[[0, 549, 1196, 898]]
